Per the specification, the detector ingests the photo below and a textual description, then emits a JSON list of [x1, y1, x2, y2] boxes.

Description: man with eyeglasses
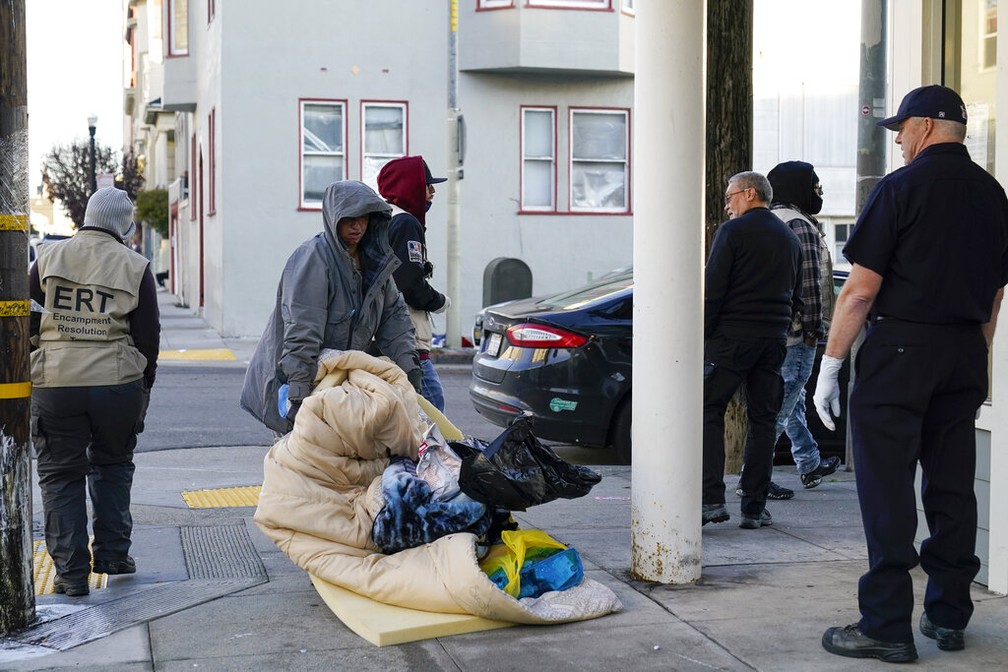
[[815, 85, 1008, 662], [702, 171, 802, 529], [736, 161, 840, 502]]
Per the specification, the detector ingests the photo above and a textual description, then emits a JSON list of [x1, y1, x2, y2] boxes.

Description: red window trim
[[568, 105, 632, 214], [476, 0, 515, 11], [207, 108, 216, 215], [166, 0, 189, 57], [299, 97, 348, 211], [524, 0, 612, 11], [359, 99, 410, 184], [189, 133, 197, 220], [519, 105, 558, 213]]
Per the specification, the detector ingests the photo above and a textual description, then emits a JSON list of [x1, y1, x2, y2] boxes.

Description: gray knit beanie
[[83, 187, 136, 240]]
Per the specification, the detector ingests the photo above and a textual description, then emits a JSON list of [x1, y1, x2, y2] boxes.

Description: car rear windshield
[[538, 273, 634, 311]]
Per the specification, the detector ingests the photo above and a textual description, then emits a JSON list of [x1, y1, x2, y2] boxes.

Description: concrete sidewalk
[[3, 291, 1007, 670]]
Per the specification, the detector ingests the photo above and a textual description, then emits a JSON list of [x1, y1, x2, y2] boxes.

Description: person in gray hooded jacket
[[240, 180, 421, 435]]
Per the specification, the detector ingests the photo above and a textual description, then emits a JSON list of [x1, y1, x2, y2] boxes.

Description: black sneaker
[[800, 456, 841, 489], [920, 612, 965, 651], [739, 509, 772, 529], [92, 555, 137, 575], [53, 575, 89, 597], [822, 623, 918, 663], [701, 503, 729, 526], [767, 482, 794, 500]]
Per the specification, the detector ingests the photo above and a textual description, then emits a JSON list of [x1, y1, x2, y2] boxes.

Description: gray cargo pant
[[32, 380, 145, 582]]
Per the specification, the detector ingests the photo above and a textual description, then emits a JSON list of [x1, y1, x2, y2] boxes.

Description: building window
[[521, 107, 556, 211], [477, 0, 514, 8], [207, 108, 216, 215], [300, 100, 346, 208], [207, 0, 215, 23], [569, 108, 629, 212], [189, 132, 196, 220], [527, 0, 611, 9], [622, 0, 635, 14], [944, 0, 997, 173], [981, 0, 997, 70], [167, 0, 188, 56], [361, 102, 407, 190], [833, 221, 851, 264]]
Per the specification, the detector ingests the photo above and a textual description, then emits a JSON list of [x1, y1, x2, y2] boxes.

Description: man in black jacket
[[377, 155, 451, 410], [703, 171, 802, 529]]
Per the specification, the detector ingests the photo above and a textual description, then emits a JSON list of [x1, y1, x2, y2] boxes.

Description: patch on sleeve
[[407, 240, 424, 263]]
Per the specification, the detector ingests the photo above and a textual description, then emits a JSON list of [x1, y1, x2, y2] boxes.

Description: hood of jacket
[[377, 155, 428, 225], [767, 160, 822, 215], [321, 180, 393, 257]]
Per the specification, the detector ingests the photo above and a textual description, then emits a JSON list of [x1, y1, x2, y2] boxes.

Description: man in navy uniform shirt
[[815, 85, 1008, 662]]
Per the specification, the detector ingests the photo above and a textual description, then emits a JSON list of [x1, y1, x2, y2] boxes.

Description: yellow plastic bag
[[479, 529, 567, 597]]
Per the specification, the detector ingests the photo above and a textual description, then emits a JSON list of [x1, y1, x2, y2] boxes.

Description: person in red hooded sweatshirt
[[377, 155, 451, 411]]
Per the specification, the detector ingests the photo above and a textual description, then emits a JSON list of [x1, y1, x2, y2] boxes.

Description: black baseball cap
[[878, 85, 968, 131], [423, 160, 447, 185]]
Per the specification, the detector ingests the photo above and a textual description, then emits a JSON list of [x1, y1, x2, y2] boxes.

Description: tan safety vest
[[32, 230, 150, 388]]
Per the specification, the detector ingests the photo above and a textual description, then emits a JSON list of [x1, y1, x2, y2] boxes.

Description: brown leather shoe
[[822, 623, 918, 663]]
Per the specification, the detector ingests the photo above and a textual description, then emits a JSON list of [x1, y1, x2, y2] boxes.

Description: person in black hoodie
[[377, 155, 451, 411]]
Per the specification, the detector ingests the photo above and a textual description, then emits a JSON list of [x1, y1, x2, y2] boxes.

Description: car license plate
[[487, 332, 502, 357]]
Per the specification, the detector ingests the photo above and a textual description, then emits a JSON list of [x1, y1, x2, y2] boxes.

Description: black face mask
[[809, 174, 823, 215], [425, 200, 432, 212]]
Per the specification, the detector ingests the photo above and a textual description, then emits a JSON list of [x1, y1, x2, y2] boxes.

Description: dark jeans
[[702, 334, 785, 516], [851, 319, 986, 643], [32, 380, 145, 581]]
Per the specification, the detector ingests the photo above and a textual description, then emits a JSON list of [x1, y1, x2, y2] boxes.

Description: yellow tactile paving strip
[[33, 540, 109, 595], [181, 485, 261, 508], [159, 348, 237, 361]]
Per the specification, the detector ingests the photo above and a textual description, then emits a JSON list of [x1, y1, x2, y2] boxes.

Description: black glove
[[285, 400, 302, 427], [423, 261, 434, 278], [406, 367, 423, 393]]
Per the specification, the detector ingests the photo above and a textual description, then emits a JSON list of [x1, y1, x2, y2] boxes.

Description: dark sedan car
[[470, 269, 849, 465], [470, 270, 634, 463]]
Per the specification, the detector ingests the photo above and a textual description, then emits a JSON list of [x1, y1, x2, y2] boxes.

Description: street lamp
[[87, 114, 97, 194]]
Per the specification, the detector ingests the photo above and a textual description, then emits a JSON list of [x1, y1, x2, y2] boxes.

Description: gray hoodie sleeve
[[277, 246, 330, 402], [374, 277, 420, 374]]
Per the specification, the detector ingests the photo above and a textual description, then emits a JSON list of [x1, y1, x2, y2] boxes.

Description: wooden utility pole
[[0, 0, 36, 634], [705, 0, 754, 473]]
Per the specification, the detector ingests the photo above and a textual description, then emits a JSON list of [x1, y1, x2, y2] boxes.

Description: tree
[[135, 188, 169, 238], [706, 0, 754, 473], [40, 142, 144, 228]]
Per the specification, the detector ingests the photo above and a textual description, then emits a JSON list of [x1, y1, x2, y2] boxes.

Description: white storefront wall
[[888, 0, 1008, 593]]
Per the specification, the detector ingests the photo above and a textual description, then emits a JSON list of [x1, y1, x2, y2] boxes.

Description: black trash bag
[[451, 416, 602, 511]]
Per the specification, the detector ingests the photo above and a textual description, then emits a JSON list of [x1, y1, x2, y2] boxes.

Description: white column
[[630, 1, 705, 583], [985, 0, 1008, 596]]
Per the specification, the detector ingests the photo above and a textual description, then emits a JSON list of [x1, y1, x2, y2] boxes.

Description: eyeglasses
[[724, 188, 750, 204]]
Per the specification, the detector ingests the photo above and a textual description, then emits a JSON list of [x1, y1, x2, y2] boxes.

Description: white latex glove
[[432, 294, 451, 314], [812, 354, 844, 431]]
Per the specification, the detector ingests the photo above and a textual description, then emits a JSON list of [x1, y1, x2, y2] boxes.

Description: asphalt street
[[140, 361, 618, 464]]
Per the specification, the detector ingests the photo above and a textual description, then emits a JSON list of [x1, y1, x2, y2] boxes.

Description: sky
[[753, 0, 862, 95], [26, 0, 125, 192]]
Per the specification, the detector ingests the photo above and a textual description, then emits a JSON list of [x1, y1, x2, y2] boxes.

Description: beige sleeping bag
[[253, 349, 622, 624]]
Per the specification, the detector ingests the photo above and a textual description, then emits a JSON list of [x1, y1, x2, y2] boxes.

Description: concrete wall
[[454, 72, 633, 327]]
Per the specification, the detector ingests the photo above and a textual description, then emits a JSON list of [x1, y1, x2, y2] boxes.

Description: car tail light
[[505, 323, 588, 348]]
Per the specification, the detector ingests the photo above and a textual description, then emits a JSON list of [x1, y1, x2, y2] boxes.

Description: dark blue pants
[[702, 334, 785, 516], [32, 381, 145, 581], [851, 319, 986, 643]]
